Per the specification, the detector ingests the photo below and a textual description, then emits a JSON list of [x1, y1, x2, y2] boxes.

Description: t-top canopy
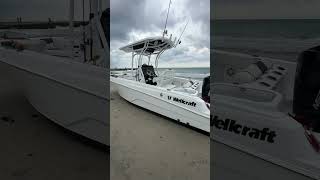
[[120, 36, 174, 55]]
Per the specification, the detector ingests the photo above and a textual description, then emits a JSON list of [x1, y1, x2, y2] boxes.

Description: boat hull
[[0, 48, 109, 146], [211, 50, 320, 179], [111, 77, 210, 132], [22, 70, 109, 145]]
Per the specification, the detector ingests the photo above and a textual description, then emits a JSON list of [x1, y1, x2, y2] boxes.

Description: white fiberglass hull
[[23, 71, 109, 145], [211, 50, 320, 179], [111, 76, 210, 132], [211, 122, 320, 179], [0, 48, 109, 146]]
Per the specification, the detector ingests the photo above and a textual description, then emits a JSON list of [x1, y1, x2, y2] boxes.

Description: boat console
[[141, 64, 157, 85]]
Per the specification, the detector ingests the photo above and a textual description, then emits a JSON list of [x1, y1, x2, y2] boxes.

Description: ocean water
[[212, 19, 320, 61], [158, 67, 210, 80]]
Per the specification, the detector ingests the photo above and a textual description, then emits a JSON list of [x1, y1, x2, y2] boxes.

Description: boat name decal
[[211, 115, 276, 143], [167, 95, 196, 107]]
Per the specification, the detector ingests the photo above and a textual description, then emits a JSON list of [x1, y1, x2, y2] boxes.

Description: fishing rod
[[175, 18, 189, 47]]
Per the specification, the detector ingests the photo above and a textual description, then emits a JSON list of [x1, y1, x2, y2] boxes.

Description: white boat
[[110, 0, 210, 132], [111, 36, 210, 132], [0, 0, 109, 146], [211, 48, 320, 179]]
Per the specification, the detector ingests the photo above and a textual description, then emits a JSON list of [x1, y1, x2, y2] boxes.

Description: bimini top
[[120, 36, 174, 55]]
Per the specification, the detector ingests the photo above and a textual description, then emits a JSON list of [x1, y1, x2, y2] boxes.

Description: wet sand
[[110, 82, 210, 180], [0, 72, 109, 180]]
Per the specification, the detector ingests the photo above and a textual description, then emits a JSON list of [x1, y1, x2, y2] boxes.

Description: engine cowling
[[202, 76, 210, 103], [293, 46, 320, 132]]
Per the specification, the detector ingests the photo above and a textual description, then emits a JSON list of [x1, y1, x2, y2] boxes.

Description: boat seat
[[153, 69, 175, 87], [163, 84, 176, 90]]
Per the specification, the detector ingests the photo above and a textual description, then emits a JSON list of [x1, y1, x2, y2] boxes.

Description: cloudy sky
[[213, 0, 320, 19], [110, 0, 210, 68], [1, 0, 319, 68], [0, 0, 108, 21]]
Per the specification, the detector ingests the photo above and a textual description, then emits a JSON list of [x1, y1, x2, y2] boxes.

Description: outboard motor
[[293, 46, 320, 132], [202, 76, 210, 103]]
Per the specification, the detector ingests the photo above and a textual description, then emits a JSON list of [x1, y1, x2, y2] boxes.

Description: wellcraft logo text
[[211, 116, 277, 143], [167, 96, 196, 107]]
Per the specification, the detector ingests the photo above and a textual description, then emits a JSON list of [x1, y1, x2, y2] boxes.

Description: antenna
[[175, 18, 189, 47], [162, 0, 172, 38]]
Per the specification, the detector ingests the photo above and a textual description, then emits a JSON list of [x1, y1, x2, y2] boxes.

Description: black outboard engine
[[293, 46, 320, 132], [202, 76, 210, 103], [141, 64, 157, 85]]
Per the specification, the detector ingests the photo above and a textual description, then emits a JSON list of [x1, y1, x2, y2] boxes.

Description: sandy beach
[[110, 82, 210, 180], [0, 66, 109, 180], [212, 141, 313, 180]]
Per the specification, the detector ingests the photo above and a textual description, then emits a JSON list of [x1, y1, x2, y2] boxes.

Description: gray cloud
[[110, 0, 210, 68], [213, 0, 320, 19], [0, 0, 108, 21], [110, 0, 151, 41], [111, 0, 209, 40]]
